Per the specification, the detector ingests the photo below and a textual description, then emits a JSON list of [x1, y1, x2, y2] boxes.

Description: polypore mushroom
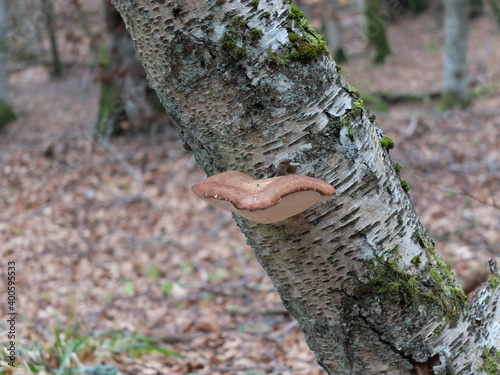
[[191, 171, 336, 224]]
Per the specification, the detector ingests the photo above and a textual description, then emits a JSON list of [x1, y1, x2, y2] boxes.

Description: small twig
[[267, 320, 299, 344], [460, 187, 499, 210], [216, 363, 294, 374], [98, 136, 144, 194], [403, 114, 419, 138], [194, 274, 266, 295], [156, 332, 204, 344]]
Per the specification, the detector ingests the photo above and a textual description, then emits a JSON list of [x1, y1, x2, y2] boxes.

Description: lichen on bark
[[112, 0, 499, 373]]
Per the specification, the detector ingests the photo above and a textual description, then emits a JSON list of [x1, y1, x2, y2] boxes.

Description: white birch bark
[[111, 0, 500, 373], [442, 0, 469, 108]]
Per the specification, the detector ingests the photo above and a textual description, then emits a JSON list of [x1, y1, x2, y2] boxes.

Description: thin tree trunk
[[364, 0, 391, 63], [96, 0, 166, 137], [0, 0, 16, 128], [469, 0, 484, 18], [323, 0, 347, 63], [441, 0, 469, 108], [8, 0, 45, 62], [40, 0, 62, 76], [487, 0, 500, 28], [0, 0, 8, 104], [111, 1, 499, 373]]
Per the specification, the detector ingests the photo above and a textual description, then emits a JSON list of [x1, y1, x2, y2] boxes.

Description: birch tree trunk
[[441, 0, 469, 109], [111, 1, 500, 373]]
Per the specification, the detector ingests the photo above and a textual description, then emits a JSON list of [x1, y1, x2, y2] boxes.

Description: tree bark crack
[[357, 312, 416, 368]]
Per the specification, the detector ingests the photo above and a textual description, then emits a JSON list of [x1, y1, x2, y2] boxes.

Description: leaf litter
[[1, 8, 499, 375]]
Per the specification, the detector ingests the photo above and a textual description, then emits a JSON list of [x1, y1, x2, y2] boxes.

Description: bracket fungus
[[191, 171, 336, 224]]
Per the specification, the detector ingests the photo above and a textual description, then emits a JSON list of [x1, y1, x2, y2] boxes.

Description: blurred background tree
[[0, 0, 16, 129], [95, 0, 169, 137], [441, 0, 469, 109], [41, 0, 62, 76]]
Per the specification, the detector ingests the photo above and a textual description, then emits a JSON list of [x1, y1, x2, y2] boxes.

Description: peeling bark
[[111, 0, 500, 373]]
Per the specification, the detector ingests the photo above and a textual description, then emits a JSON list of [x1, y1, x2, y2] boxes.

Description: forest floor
[[1, 11, 499, 375]]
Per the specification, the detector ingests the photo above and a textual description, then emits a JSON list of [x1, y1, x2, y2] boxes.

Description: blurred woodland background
[[0, 0, 499, 374]]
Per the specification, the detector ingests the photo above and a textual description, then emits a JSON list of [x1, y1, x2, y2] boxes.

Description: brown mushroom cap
[[191, 171, 336, 224]]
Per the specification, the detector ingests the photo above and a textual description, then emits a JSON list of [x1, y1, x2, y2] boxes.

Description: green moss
[[250, 0, 259, 7], [365, 248, 467, 328], [289, 42, 327, 60], [348, 84, 360, 97], [250, 28, 263, 41], [327, 119, 341, 128], [347, 124, 354, 139], [288, 32, 300, 43], [489, 273, 500, 293], [432, 323, 445, 337], [397, 216, 403, 225], [222, 41, 247, 58], [266, 48, 290, 66], [352, 99, 364, 110], [325, 96, 367, 139], [264, 4, 329, 66], [289, 5, 306, 23], [394, 163, 402, 173], [367, 258, 433, 308], [411, 255, 422, 266], [286, 5, 328, 61], [385, 247, 399, 256], [221, 15, 248, 60], [418, 234, 469, 314], [380, 136, 395, 149], [478, 348, 500, 375], [400, 179, 410, 192]]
